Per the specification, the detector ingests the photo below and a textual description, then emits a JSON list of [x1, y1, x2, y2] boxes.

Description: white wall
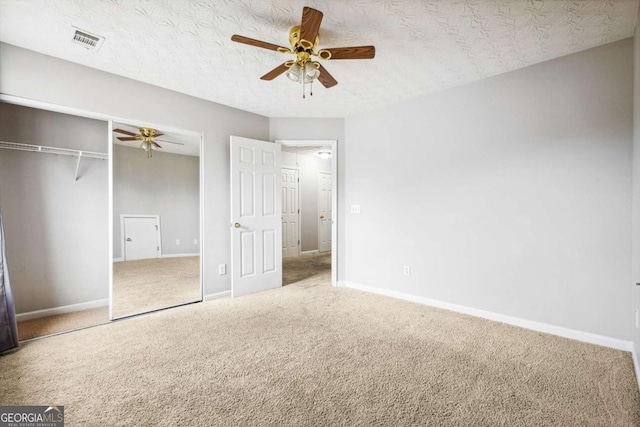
[[0, 43, 270, 296], [0, 103, 108, 313], [270, 118, 345, 272], [113, 145, 199, 259], [281, 151, 331, 252], [344, 39, 633, 340], [632, 16, 640, 357]]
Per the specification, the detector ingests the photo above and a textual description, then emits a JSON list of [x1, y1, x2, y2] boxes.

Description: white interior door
[[281, 168, 300, 258], [123, 216, 160, 260], [318, 172, 332, 253], [231, 136, 282, 297]]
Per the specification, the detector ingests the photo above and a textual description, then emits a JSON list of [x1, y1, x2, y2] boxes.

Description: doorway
[[278, 140, 337, 288]]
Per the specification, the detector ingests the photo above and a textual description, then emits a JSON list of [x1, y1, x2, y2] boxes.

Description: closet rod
[[0, 140, 108, 182], [0, 140, 107, 159]]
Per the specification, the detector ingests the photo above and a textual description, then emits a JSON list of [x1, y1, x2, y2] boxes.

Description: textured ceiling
[[0, 0, 637, 118]]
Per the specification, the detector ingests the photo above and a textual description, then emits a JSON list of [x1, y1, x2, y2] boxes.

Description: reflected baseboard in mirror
[[112, 256, 201, 318], [110, 120, 203, 319]]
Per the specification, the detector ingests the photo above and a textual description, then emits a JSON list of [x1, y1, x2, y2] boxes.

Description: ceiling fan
[[231, 6, 375, 97], [113, 127, 184, 158]]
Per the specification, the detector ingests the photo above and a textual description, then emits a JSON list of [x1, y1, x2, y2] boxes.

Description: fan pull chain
[[302, 77, 306, 99], [310, 81, 313, 96]]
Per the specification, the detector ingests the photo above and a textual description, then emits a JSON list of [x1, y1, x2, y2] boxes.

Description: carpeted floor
[[112, 256, 201, 318], [2, 269, 638, 426], [283, 251, 331, 285], [17, 257, 201, 340]]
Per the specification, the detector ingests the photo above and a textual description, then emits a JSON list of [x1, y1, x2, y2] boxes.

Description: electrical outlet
[[176, 239, 181, 245], [403, 265, 411, 277], [218, 264, 226, 275], [193, 238, 198, 245], [350, 204, 361, 214]]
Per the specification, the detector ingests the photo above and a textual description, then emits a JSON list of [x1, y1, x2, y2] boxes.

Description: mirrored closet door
[[110, 121, 202, 319]]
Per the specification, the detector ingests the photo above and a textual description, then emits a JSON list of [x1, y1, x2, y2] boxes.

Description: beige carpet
[[112, 256, 201, 318], [17, 306, 109, 341], [283, 251, 331, 285], [1, 271, 639, 426]]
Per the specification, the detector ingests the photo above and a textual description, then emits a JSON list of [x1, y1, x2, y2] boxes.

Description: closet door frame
[[0, 94, 206, 321]]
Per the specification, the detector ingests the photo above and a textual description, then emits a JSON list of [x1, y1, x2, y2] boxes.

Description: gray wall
[[270, 118, 345, 273], [0, 103, 108, 313], [0, 42, 270, 297], [281, 151, 331, 252], [113, 145, 199, 259], [343, 39, 633, 340], [633, 17, 640, 357]]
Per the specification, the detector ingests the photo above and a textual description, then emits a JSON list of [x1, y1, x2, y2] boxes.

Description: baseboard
[[114, 254, 198, 262], [337, 281, 633, 352], [204, 290, 231, 301], [16, 298, 109, 322], [633, 347, 640, 393], [161, 253, 199, 258], [301, 250, 319, 256]]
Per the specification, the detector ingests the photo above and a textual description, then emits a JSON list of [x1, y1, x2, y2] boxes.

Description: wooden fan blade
[[261, 63, 289, 81], [156, 139, 185, 145], [317, 64, 337, 88], [152, 142, 162, 149], [153, 133, 164, 137], [117, 137, 138, 141], [231, 35, 288, 52], [324, 46, 375, 60], [113, 128, 137, 136], [300, 7, 323, 46]]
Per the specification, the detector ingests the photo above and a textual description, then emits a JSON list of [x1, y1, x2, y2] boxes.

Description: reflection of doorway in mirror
[[121, 215, 161, 261]]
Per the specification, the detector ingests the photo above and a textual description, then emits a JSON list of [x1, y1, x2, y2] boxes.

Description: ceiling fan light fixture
[[286, 63, 302, 82], [303, 62, 320, 83], [140, 142, 149, 151], [231, 6, 376, 98]]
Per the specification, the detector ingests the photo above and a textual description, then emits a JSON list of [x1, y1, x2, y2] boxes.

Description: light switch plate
[[218, 264, 226, 275], [351, 204, 361, 214], [176, 239, 181, 245]]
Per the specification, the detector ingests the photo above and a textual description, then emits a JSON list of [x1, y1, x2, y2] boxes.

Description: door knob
[[320, 216, 325, 219], [234, 222, 241, 228], [126, 237, 132, 242]]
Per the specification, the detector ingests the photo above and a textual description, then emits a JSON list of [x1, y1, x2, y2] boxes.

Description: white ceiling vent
[[70, 27, 104, 51]]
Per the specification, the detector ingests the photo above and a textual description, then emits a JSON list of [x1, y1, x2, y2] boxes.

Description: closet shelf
[[0, 140, 108, 182]]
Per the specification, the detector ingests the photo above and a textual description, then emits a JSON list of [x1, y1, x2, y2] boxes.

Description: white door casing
[[282, 168, 300, 258], [122, 215, 161, 260], [230, 136, 282, 297], [318, 172, 332, 253]]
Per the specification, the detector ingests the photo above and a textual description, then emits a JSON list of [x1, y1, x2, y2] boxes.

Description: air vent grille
[[71, 28, 104, 50]]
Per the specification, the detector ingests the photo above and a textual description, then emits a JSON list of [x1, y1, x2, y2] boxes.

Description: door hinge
[[298, 240, 300, 245], [298, 209, 300, 214], [155, 225, 158, 230], [157, 246, 160, 251]]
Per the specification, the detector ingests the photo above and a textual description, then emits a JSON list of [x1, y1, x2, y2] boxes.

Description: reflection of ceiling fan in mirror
[[113, 127, 184, 158]]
